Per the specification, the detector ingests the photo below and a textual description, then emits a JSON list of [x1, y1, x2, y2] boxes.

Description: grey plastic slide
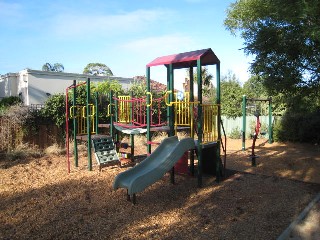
[[113, 136, 195, 196]]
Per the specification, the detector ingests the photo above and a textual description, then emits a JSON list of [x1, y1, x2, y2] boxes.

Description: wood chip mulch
[[1, 139, 319, 240]]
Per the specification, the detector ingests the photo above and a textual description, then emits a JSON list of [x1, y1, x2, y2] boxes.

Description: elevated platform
[[150, 126, 190, 132], [76, 134, 109, 141]]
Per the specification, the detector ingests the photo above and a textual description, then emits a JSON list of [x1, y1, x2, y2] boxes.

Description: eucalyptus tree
[[83, 63, 113, 76]]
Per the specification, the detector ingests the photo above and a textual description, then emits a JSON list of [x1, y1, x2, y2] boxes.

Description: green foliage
[[0, 96, 22, 107], [40, 94, 66, 128], [42, 63, 64, 72], [221, 71, 243, 118], [273, 110, 320, 143], [128, 80, 147, 97], [0, 96, 22, 114], [224, 0, 320, 96], [229, 126, 241, 139], [225, 0, 320, 142], [96, 80, 123, 95], [83, 63, 113, 76], [186, 67, 215, 99]]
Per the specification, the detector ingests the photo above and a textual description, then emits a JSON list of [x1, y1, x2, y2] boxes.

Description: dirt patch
[[0, 138, 319, 239]]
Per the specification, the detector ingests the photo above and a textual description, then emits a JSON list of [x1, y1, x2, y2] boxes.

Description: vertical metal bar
[[146, 67, 151, 154], [95, 92, 99, 134], [268, 98, 273, 143], [189, 67, 195, 176], [197, 59, 203, 187], [216, 63, 221, 182], [114, 92, 119, 148], [169, 64, 174, 137], [242, 95, 247, 150], [72, 80, 78, 167], [169, 64, 175, 184], [109, 90, 114, 138], [86, 78, 92, 171], [130, 92, 133, 124], [66, 88, 70, 173]]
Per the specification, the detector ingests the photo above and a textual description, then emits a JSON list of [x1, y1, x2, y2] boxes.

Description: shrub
[[6, 143, 43, 161], [229, 126, 241, 139], [273, 110, 320, 143]]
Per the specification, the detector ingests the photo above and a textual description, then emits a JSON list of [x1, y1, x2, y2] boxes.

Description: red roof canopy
[[146, 48, 220, 69]]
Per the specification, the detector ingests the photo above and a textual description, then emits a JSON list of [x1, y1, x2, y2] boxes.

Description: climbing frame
[[92, 136, 120, 171]]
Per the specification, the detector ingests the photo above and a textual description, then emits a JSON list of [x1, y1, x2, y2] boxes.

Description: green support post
[[86, 78, 92, 171], [95, 92, 99, 134], [197, 59, 203, 187], [146, 67, 151, 155], [130, 91, 134, 162], [109, 90, 114, 138], [216, 62, 221, 182], [168, 64, 175, 184], [268, 98, 273, 144], [189, 66, 195, 176], [114, 92, 119, 151], [242, 95, 247, 150], [72, 80, 78, 167], [168, 64, 174, 137]]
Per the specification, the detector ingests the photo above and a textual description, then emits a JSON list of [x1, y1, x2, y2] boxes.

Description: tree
[[83, 63, 113, 76], [224, 0, 320, 95], [186, 66, 215, 99], [221, 71, 243, 118], [42, 63, 64, 72]]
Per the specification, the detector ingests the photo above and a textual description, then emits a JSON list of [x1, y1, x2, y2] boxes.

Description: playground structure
[[111, 48, 225, 202], [241, 95, 273, 166], [65, 48, 226, 202], [144, 48, 224, 187]]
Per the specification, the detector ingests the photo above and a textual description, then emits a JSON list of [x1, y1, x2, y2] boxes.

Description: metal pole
[[130, 91, 134, 161], [109, 90, 114, 138], [95, 92, 99, 134], [86, 78, 92, 171], [189, 66, 195, 176], [168, 64, 175, 184], [268, 98, 273, 143], [72, 80, 78, 167], [242, 95, 247, 150], [65, 88, 70, 173], [146, 67, 151, 155], [197, 59, 203, 187], [169, 64, 174, 137], [216, 62, 221, 182]]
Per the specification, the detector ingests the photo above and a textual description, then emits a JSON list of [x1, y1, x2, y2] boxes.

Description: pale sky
[[0, 0, 253, 89]]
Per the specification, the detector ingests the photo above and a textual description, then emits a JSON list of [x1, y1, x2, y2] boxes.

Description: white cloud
[[121, 34, 195, 56], [51, 9, 174, 38], [117, 34, 196, 86]]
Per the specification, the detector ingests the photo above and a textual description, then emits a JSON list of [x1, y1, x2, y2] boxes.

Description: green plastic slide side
[[113, 136, 195, 195], [92, 136, 120, 165]]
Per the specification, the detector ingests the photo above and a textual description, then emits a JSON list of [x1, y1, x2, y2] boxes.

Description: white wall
[[0, 73, 18, 99], [17, 69, 133, 105]]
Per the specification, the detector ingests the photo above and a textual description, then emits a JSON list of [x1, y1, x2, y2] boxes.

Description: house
[[0, 69, 133, 105]]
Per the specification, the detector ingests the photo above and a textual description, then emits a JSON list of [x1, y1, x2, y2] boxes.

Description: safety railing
[[70, 104, 95, 135], [201, 104, 219, 143]]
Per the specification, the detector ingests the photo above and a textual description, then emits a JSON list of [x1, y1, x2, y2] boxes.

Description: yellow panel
[[118, 96, 131, 123]]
